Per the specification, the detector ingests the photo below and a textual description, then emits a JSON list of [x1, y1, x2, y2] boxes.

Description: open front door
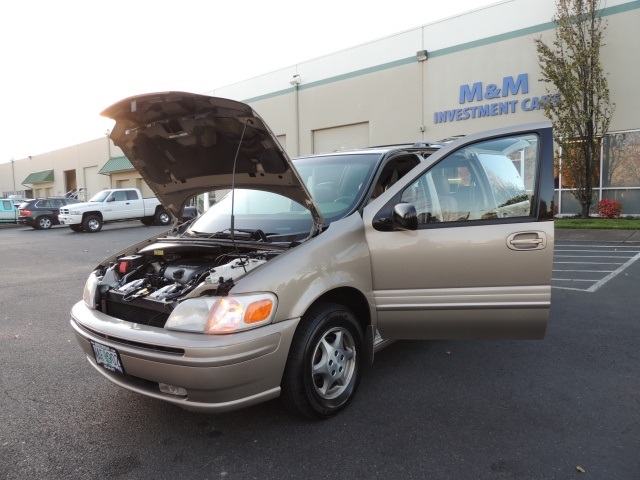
[[363, 122, 555, 340]]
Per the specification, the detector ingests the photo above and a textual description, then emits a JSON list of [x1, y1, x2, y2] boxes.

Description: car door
[[104, 191, 133, 220], [363, 122, 555, 340], [124, 189, 144, 217]]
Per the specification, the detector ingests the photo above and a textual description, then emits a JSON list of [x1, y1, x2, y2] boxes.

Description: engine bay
[[92, 240, 281, 328]]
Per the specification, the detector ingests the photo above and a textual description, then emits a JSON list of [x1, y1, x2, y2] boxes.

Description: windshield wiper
[[189, 228, 271, 242]]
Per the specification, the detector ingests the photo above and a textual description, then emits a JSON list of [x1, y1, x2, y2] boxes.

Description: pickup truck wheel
[[155, 210, 171, 225], [36, 216, 53, 229], [69, 225, 84, 232], [82, 215, 102, 233], [281, 302, 363, 419]]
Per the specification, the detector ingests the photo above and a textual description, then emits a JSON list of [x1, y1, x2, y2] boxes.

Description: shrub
[[598, 198, 623, 219]]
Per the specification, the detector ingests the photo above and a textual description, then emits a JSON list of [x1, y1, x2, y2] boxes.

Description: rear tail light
[[20, 210, 30, 215]]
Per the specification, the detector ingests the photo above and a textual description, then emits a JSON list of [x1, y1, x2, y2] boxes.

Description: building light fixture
[[290, 74, 301, 86], [416, 50, 428, 62]]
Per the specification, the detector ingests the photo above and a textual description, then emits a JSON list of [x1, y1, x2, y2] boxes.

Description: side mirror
[[392, 203, 418, 231]]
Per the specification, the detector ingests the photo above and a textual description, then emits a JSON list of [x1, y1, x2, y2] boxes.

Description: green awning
[[22, 169, 54, 184], [99, 156, 134, 175]]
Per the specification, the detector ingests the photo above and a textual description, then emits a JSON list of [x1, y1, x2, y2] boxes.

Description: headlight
[[68, 210, 81, 215], [83, 271, 100, 309], [165, 293, 277, 334]]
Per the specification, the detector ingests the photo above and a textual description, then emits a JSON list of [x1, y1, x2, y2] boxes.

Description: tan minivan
[[71, 92, 555, 418]]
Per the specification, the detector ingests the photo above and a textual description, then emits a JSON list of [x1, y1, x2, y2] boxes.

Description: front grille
[[106, 291, 172, 329]]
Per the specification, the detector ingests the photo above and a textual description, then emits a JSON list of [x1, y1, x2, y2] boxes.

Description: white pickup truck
[[58, 188, 171, 232]]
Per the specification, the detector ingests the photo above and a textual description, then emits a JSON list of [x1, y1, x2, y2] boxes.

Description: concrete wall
[[210, 0, 639, 155]]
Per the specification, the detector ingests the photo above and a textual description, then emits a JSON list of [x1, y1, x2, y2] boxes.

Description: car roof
[[296, 142, 444, 160]]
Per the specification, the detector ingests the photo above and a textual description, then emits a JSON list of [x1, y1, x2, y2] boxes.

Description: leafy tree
[[535, 0, 614, 218]]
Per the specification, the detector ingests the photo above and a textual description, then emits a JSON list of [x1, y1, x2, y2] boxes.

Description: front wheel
[[82, 215, 102, 233], [281, 302, 363, 419]]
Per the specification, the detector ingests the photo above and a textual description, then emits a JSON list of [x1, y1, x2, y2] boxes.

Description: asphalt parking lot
[[553, 229, 640, 292], [0, 223, 638, 479]]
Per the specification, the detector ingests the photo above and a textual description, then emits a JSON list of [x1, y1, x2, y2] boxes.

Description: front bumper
[[70, 301, 300, 412], [58, 214, 82, 225]]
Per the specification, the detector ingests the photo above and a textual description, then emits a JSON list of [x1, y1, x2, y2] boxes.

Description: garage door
[[313, 122, 369, 154]]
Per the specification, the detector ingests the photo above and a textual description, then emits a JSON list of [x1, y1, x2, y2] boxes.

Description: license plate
[[90, 340, 125, 374]]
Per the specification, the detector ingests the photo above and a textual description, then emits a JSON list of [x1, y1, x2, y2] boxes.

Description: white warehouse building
[[2, 0, 639, 214]]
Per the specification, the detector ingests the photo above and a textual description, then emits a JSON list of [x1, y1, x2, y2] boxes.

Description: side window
[[401, 133, 539, 225], [125, 190, 139, 200], [113, 191, 127, 202], [2, 200, 12, 210], [371, 155, 421, 200]]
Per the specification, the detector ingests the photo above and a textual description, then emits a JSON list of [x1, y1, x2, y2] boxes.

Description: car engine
[[91, 241, 280, 328]]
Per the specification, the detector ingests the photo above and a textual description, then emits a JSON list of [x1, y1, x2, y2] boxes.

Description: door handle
[[510, 238, 543, 245], [507, 231, 547, 251]]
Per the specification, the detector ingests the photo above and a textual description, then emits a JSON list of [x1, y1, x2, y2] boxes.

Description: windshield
[[187, 153, 380, 238], [89, 191, 110, 202]]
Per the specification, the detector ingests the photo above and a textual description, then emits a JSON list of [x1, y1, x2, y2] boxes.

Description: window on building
[[603, 131, 640, 188]]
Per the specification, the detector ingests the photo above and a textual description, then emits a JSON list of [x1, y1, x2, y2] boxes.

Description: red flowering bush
[[598, 198, 623, 219]]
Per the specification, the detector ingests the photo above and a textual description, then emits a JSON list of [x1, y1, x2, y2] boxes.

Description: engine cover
[[163, 259, 214, 284]]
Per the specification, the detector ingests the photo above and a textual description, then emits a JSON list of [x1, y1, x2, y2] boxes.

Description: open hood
[[101, 92, 323, 227]]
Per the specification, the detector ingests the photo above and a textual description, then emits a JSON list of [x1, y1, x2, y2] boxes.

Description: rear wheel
[[69, 224, 84, 232], [36, 216, 53, 230], [154, 210, 171, 226], [281, 302, 363, 419], [82, 215, 102, 233]]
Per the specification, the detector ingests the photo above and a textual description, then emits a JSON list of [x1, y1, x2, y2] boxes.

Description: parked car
[[0, 198, 18, 223], [70, 92, 555, 419], [18, 197, 83, 229], [58, 188, 169, 232]]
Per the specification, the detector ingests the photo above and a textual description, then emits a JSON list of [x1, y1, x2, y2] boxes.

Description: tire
[[140, 217, 154, 226], [69, 224, 84, 232], [281, 302, 364, 419], [154, 210, 171, 226], [82, 215, 102, 233], [35, 216, 53, 230]]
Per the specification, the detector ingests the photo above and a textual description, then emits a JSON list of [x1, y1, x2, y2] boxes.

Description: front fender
[[231, 214, 377, 327]]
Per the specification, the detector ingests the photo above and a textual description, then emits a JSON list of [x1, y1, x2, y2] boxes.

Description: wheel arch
[[154, 205, 168, 215], [82, 211, 103, 221], [299, 286, 375, 365]]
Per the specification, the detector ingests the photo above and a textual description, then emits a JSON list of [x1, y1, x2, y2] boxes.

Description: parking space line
[[552, 278, 600, 282], [587, 251, 640, 292], [555, 249, 640, 253], [554, 255, 635, 258], [553, 242, 639, 291], [555, 244, 640, 248], [553, 269, 615, 273], [554, 261, 623, 265]]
